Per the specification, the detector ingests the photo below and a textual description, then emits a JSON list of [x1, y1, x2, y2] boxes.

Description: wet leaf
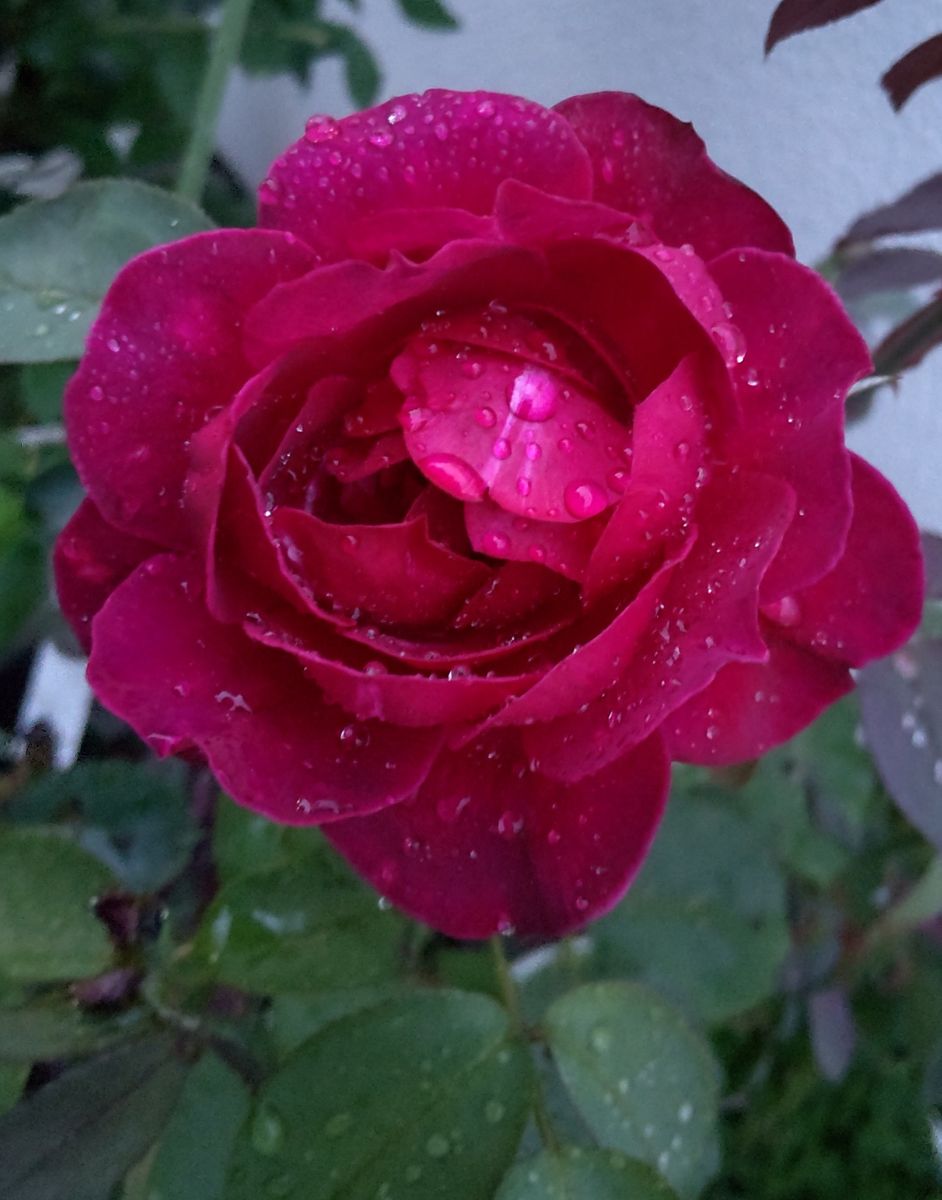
[[0, 1064, 27, 1115], [592, 792, 789, 1023], [19, 360, 75, 423], [857, 639, 942, 850], [265, 985, 415, 1061], [496, 1146, 678, 1199], [0, 826, 115, 983], [0, 999, 145, 1063], [193, 838, 406, 994], [882, 33, 942, 110], [546, 983, 721, 1199], [0, 1035, 187, 1200], [0, 180, 213, 364], [225, 990, 532, 1200], [145, 1051, 251, 1200], [0, 530, 45, 652], [765, 0, 885, 53]]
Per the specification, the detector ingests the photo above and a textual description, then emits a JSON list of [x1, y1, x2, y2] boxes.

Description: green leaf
[[496, 1147, 679, 1199], [0, 180, 213, 364], [265, 985, 415, 1061], [194, 838, 406, 994], [212, 798, 313, 882], [396, 0, 459, 29], [0, 1035, 188, 1200], [339, 30, 381, 107], [0, 531, 45, 651], [226, 990, 532, 1200], [593, 790, 789, 1022], [12, 760, 197, 893], [145, 1051, 251, 1200], [0, 1000, 146, 1063], [0, 1064, 27, 1115], [0, 827, 115, 983], [546, 983, 721, 1199], [19, 361, 75, 423]]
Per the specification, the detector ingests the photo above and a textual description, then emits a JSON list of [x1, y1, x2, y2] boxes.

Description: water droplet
[[496, 811, 524, 838], [674, 441, 690, 461], [426, 1133, 450, 1157], [325, 1112, 353, 1138], [304, 114, 340, 143], [508, 368, 558, 421], [89, 384, 104, 403], [600, 155, 616, 184], [516, 476, 532, 497], [678, 1101, 694, 1123], [482, 531, 510, 555], [369, 130, 393, 147], [106, 337, 120, 353], [437, 794, 472, 823], [564, 479, 609, 519], [461, 360, 484, 379], [251, 1104, 285, 1156], [590, 1025, 613, 1052], [492, 438, 511, 460], [477, 99, 496, 117], [387, 102, 408, 125], [403, 405, 431, 432], [340, 724, 356, 742], [607, 469, 629, 493], [711, 320, 747, 365], [766, 595, 801, 627], [525, 441, 542, 461], [484, 1100, 505, 1124], [558, 436, 573, 454], [528, 544, 546, 563], [433, 122, 449, 142], [419, 453, 487, 501], [546, 828, 561, 845], [474, 406, 497, 428]]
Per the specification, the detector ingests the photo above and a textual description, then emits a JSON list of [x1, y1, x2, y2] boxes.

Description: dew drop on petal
[[491, 438, 511, 460], [474, 406, 497, 428], [419, 453, 487, 501], [564, 479, 609, 519], [508, 367, 559, 422]]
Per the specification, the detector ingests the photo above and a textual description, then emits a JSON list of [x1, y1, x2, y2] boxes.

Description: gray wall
[[220, 0, 942, 532]]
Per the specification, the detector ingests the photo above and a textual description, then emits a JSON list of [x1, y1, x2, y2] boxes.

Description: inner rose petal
[[394, 329, 632, 524]]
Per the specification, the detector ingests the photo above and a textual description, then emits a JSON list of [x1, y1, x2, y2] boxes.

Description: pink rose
[[56, 90, 923, 938]]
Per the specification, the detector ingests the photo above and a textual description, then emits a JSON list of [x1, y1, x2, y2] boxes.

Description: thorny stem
[[489, 937, 561, 1152], [176, 0, 255, 203]]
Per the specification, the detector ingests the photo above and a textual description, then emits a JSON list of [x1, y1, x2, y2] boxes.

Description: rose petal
[[345, 207, 497, 262], [241, 605, 537, 727], [765, 454, 924, 666], [260, 90, 592, 260], [65, 230, 316, 547], [452, 561, 576, 632], [325, 729, 670, 939], [710, 248, 871, 599], [495, 178, 645, 246], [395, 339, 631, 523], [54, 498, 161, 653], [555, 92, 794, 259], [270, 508, 490, 628], [88, 555, 440, 822], [527, 469, 796, 781], [584, 354, 710, 600], [666, 635, 853, 764], [244, 239, 548, 368], [465, 498, 604, 581]]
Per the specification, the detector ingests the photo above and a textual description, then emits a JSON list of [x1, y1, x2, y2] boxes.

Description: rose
[[56, 89, 923, 940]]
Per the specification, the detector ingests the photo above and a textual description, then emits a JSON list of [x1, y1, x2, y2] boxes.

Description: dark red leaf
[[765, 0, 885, 53], [836, 247, 942, 301], [882, 32, 942, 110], [872, 291, 942, 376], [842, 173, 942, 244], [858, 640, 942, 852], [922, 532, 942, 601]]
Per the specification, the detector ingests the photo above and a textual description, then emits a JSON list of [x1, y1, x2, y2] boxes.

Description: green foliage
[[496, 1147, 679, 1199], [0, 180, 214, 364], [226, 990, 533, 1200], [546, 983, 722, 1198]]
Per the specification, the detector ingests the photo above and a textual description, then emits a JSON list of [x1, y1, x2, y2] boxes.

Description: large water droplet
[[426, 1133, 450, 1157], [419, 454, 487, 501], [491, 438, 511, 460], [325, 1112, 353, 1138], [564, 479, 609, 519], [304, 114, 340, 143], [251, 1104, 286, 1156], [508, 367, 559, 422]]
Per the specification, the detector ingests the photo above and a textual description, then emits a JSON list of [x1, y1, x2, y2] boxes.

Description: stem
[[489, 937, 560, 1153], [176, 0, 255, 204]]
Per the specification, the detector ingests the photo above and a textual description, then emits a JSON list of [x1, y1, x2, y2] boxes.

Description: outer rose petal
[[325, 729, 670, 939], [666, 636, 853, 765], [767, 454, 924, 666], [54, 498, 161, 653], [65, 230, 317, 547], [260, 90, 593, 261], [88, 555, 441, 823], [555, 92, 794, 259], [527, 469, 796, 782], [709, 248, 871, 599]]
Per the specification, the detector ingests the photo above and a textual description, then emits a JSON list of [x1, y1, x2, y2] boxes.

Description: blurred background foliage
[[0, 2, 942, 1199]]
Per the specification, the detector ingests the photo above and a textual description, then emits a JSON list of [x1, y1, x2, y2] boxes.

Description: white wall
[[219, 0, 942, 532]]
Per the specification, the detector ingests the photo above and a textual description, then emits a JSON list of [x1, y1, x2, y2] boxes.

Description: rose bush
[[55, 89, 923, 939]]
